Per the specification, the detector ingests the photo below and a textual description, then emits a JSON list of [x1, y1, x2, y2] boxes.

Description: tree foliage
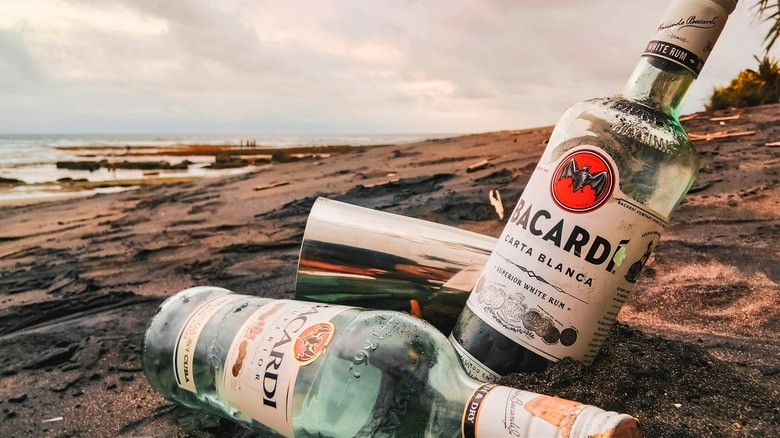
[[756, 0, 780, 52], [706, 55, 780, 110]]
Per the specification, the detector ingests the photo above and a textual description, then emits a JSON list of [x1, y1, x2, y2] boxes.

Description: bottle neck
[[461, 384, 642, 437], [620, 0, 736, 118], [620, 56, 696, 119]]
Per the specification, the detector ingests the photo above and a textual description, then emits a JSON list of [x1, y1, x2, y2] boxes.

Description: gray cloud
[[0, 0, 774, 134]]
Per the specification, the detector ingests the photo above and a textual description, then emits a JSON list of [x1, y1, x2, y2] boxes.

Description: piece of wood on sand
[[466, 159, 489, 173], [253, 181, 290, 191], [710, 114, 741, 121], [688, 131, 756, 142], [765, 141, 780, 147], [362, 178, 400, 188], [489, 189, 504, 220]]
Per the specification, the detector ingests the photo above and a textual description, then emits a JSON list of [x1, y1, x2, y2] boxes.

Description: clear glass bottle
[[143, 287, 642, 437], [450, 0, 738, 381]]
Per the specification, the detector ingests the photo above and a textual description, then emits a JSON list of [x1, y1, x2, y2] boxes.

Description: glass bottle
[[143, 287, 642, 437], [450, 0, 738, 381]]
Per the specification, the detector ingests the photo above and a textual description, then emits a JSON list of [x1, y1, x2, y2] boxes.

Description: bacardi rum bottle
[[450, 0, 738, 381], [143, 287, 642, 437]]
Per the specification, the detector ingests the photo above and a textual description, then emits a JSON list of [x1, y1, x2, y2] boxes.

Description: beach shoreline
[[0, 105, 778, 437], [0, 142, 382, 206]]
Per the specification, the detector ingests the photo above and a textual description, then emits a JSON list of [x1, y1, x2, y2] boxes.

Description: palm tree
[[756, 0, 780, 52], [706, 55, 780, 110]]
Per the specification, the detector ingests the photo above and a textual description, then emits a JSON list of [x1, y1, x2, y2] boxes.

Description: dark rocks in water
[[0, 177, 23, 186], [271, 150, 301, 163], [57, 161, 103, 171], [55, 160, 193, 171], [207, 155, 250, 169], [109, 160, 192, 170]]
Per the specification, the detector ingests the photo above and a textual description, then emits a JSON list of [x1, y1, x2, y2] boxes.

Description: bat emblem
[[293, 322, 335, 365], [551, 149, 615, 213], [558, 158, 609, 200]]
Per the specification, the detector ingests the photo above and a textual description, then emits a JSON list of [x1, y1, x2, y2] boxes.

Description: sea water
[[0, 133, 452, 203]]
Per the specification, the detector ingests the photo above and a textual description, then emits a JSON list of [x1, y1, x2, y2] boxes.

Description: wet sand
[[0, 103, 778, 437]]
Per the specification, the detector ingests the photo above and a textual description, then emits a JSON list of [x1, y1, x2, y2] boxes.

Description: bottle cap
[[708, 0, 738, 14]]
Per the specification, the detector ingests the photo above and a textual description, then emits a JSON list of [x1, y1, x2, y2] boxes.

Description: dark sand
[[0, 104, 778, 437]]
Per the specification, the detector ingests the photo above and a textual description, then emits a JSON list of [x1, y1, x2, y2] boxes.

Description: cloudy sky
[[0, 0, 775, 135]]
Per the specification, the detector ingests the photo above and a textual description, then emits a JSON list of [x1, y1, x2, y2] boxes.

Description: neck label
[[462, 384, 587, 437], [644, 0, 729, 76]]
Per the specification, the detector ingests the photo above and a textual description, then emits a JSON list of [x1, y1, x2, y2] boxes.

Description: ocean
[[0, 133, 453, 203]]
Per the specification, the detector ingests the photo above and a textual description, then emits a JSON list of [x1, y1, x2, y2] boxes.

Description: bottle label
[[174, 294, 246, 392], [463, 384, 586, 437], [220, 300, 346, 437], [449, 333, 501, 382], [465, 146, 667, 365], [644, 0, 729, 76]]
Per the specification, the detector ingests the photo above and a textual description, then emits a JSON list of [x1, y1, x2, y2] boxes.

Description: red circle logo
[[293, 322, 335, 365], [551, 149, 615, 213]]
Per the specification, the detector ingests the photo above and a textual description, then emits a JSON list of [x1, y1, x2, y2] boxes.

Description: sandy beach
[[0, 103, 778, 437]]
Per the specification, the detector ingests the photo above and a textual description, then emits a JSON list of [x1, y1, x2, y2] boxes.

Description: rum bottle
[[450, 0, 738, 381], [143, 287, 642, 437]]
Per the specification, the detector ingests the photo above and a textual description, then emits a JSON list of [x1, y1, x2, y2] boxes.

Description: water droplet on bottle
[[348, 365, 361, 378]]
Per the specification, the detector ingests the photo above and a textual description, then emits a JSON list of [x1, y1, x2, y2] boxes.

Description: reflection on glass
[[296, 198, 496, 332]]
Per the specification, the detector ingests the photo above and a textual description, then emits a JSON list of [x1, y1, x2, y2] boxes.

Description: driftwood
[[252, 181, 290, 191], [766, 141, 780, 147], [361, 178, 400, 188], [710, 114, 741, 121], [466, 159, 490, 173], [689, 131, 756, 142], [489, 189, 504, 220]]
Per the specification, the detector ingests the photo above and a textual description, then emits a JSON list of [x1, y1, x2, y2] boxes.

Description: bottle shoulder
[[548, 96, 695, 160], [542, 96, 700, 216], [295, 309, 473, 437]]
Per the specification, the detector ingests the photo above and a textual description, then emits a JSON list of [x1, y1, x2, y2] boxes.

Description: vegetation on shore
[[706, 55, 780, 111], [756, 0, 780, 52], [702, 2, 780, 111]]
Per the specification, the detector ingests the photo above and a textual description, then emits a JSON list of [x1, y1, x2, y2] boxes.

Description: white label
[[221, 300, 346, 437], [449, 333, 501, 382], [174, 294, 245, 392], [644, 0, 729, 76], [462, 384, 587, 438], [466, 146, 667, 365]]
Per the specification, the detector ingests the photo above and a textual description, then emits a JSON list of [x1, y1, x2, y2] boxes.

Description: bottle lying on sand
[[295, 197, 496, 334], [450, 0, 739, 381], [143, 287, 642, 437]]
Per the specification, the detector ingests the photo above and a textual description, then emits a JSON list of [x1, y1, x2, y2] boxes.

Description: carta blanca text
[[503, 234, 594, 287], [507, 199, 630, 273]]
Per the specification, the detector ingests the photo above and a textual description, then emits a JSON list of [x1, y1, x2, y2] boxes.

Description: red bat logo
[[551, 149, 615, 213], [293, 322, 335, 365], [558, 158, 609, 200]]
